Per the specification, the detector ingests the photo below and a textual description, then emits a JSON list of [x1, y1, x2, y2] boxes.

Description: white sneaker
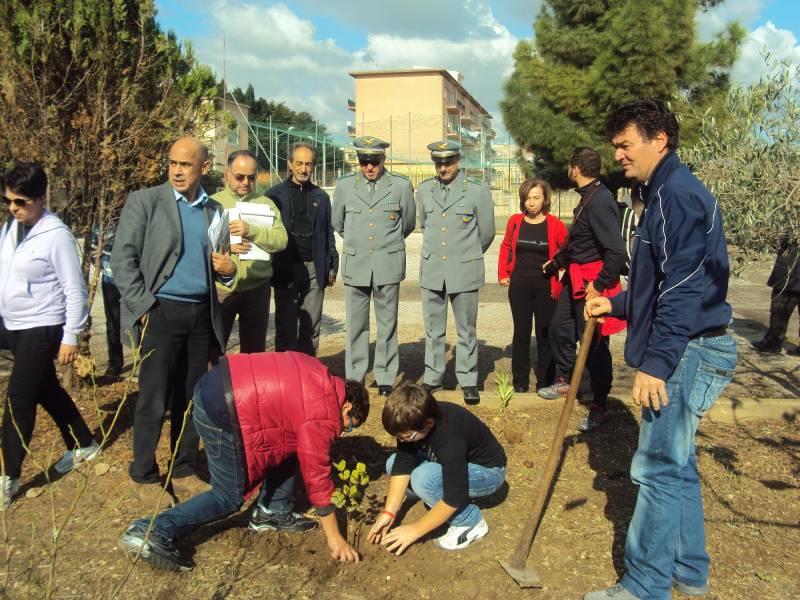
[[435, 518, 489, 550], [1, 476, 20, 510], [54, 440, 102, 474]]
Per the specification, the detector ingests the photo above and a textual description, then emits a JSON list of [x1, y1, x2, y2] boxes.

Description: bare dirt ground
[[0, 239, 797, 599]]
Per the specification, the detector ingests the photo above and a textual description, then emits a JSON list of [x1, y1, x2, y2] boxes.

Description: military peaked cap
[[353, 136, 389, 157], [427, 140, 461, 160]]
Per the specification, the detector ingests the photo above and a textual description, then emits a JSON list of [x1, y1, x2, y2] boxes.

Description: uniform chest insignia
[[389, 213, 397, 221]]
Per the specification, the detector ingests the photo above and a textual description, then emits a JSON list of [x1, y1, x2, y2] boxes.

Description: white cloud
[[696, 0, 767, 39], [731, 21, 800, 85], [192, 1, 519, 139]]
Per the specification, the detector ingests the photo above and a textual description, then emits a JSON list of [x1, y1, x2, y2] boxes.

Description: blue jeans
[[255, 454, 298, 514], [621, 335, 736, 600], [385, 454, 506, 528], [136, 391, 245, 541]]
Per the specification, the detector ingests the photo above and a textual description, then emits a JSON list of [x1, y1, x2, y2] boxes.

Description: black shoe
[[751, 339, 782, 354], [462, 386, 480, 405], [378, 385, 393, 397], [104, 364, 122, 378], [513, 384, 529, 393], [422, 383, 441, 394], [119, 524, 194, 572], [248, 506, 319, 533]]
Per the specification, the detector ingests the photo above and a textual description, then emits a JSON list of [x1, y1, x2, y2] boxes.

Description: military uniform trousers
[[345, 280, 400, 386], [421, 285, 479, 388]]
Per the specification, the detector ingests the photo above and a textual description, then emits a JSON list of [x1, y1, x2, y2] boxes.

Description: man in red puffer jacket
[[119, 351, 369, 572]]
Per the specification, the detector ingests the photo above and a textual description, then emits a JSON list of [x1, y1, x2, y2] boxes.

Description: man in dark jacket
[[538, 147, 626, 433], [584, 100, 736, 600], [119, 352, 369, 571], [752, 241, 800, 355], [267, 142, 338, 355]]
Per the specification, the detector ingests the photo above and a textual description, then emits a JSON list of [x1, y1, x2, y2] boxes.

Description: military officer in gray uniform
[[332, 136, 416, 396], [417, 140, 495, 404]]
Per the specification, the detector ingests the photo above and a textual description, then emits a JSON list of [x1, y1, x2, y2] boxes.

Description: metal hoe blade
[[498, 559, 542, 588]]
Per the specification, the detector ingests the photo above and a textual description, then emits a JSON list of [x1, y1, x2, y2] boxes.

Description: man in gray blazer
[[332, 136, 416, 395], [417, 140, 495, 404], [111, 137, 234, 506]]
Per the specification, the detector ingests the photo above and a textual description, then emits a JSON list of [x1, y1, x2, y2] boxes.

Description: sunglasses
[[396, 430, 419, 443], [2, 196, 34, 208], [359, 159, 382, 167], [232, 173, 257, 183]]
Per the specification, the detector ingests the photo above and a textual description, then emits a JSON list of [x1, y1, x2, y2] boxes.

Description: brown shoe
[[171, 474, 211, 501], [134, 482, 175, 511]]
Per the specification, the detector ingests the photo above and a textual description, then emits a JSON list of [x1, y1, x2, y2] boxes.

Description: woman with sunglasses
[[0, 162, 100, 510]]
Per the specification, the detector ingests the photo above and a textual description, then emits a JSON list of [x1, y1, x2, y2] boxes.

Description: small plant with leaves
[[495, 372, 522, 444], [331, 459, 370, 548]]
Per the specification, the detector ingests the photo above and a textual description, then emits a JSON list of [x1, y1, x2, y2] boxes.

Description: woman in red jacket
[[498, 179, 568, 392], [119, 351, 369, 571]]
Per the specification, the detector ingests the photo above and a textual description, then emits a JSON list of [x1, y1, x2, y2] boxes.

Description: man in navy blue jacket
[[583, 100, 737, 600], [267, 142, 338, 356]]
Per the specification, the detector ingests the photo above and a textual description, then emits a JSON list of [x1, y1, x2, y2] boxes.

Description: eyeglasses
[[359, 159, 382, 167], [2, 196, 33, 208], [396, 430, 419, 443], [232, 173, 257, 183]]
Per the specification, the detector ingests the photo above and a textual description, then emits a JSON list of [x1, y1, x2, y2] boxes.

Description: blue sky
[[154, 0, 800, 141]]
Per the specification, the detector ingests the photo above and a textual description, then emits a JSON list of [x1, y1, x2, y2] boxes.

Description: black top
[[514, 219, 550, 281], [553, 179, 626, 292], [287, 180, 313, 262], [390, 402, 506, 508]]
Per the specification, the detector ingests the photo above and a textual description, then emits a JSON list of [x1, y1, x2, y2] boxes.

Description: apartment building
[[347, 68, 495, 183]]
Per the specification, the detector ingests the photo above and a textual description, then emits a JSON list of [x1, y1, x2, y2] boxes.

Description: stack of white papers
[[228, 201, 276, 261]]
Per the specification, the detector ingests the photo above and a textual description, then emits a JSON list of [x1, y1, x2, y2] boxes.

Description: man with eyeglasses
[[417, 140, 495, 405], [212, 150, 287, 355], [267, 142, 338, 355], [332, 136, 416, 396]]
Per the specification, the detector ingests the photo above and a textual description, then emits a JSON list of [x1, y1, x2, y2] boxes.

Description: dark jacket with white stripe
[[609, 152, 732, 381]]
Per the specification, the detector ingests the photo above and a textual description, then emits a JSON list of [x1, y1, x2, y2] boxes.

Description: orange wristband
[[381, 510, 396, 521]]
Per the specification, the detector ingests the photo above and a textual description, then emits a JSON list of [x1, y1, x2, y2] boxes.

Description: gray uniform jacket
[[110, 181, 226, 346], [417, 170, 495, 293], [332, 170, 416, 287]]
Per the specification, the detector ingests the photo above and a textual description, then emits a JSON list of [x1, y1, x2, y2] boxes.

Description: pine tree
[[501, 0, 744, 187]]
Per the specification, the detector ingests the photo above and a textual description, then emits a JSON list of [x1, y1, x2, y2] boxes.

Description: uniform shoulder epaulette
[[389, 171, 409, 181], [419, 176, 436, 185], [337, 172, 355, 182], [468, 177, 483, 185]]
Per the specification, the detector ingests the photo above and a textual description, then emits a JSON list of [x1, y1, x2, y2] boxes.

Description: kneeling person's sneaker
[[1, 476, 20, 510], [584, 584, 641, 599], [119, 524, 194, 572], [54, 440, 102, 474], [578, 404, 607, 433], [248, 505, 318, 533], [435, 518, 489, 550], [537, 376, 569, 399]]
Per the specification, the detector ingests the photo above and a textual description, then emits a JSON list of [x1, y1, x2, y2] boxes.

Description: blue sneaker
[[54, 441, 102, 474]]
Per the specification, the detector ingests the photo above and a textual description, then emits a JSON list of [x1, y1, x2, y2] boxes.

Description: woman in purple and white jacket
[[0, 162, 100, 510]]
